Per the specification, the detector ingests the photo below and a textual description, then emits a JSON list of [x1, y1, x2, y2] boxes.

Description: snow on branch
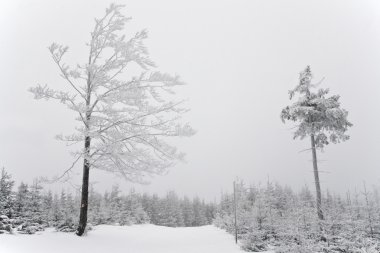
[[30, 3, 195, 184], [281, 66, 352, 149]]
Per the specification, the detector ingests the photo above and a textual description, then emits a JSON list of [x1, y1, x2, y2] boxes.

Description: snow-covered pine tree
[[233, 181, 253, 236], [58, 190, 76, 230], [129, 190, 149, 224], [14, 182, 30, 218], [108, 185, 122, 224], [88, 186, 103, 225], [29, 4, 194, 235], [264, 180, 277, 235], [141, 193, 154, 223], [192, 197, 207, 226], [213, 191, 235, 232], [51, 193, 63, 226], [64, 192, 77, 227], [204, 203, 216, 224], [29, 179, 44, 223], [281, 66, 352, 225], [148, 194, 161, 225], [363, 182, 376, 237], [252, 187, 268, 232], [160, 191, 184, 227], [0, 168, 15, 218], [42, 190, 54, 225], [181, 196, 195, 226], [120, 189, 149, 225], [96, 194, 108, 225]]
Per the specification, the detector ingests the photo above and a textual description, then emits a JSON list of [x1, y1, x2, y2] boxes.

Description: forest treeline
[[2, 167, 380, 252], [214, 180, 380, 253], [0, 168, 216, 234]]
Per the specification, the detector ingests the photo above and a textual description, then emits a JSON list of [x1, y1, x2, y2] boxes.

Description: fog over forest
[[1, 1, 380, 253], [1, 0, 379, 200]]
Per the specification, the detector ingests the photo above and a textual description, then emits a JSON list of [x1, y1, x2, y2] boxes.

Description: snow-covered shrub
[[56, 218, 76, 233], [275, 243, 318, 253], [213, 213, 234, 232], [0, 215, 14, 234], [240, 230, 269, 252], [0, 214, 9, 221], [214, 180, 380, 253], [16, 222, 45, 234]]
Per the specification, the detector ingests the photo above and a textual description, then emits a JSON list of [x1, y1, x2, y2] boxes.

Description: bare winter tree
[[280, 66, 352, 226], [29, 4, 195, 236]]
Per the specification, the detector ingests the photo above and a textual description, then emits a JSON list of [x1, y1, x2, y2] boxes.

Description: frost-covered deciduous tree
[[281, 66, 352, 224], [29, 4, 194, 236]]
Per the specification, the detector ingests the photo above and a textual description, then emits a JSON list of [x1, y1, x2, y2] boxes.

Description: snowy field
[[0, 225, 272, 253]]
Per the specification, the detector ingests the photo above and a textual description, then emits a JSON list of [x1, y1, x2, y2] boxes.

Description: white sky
[[1, 0, 380, 200]]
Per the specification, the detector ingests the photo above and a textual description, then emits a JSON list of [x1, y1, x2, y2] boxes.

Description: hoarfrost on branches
[[280, 66, 352, 225], [29, 4, 195, 183], [280, 66, 352, 149], [29, 3, 195, 236]]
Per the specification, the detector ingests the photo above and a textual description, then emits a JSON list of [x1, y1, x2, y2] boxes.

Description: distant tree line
[[214, 180, 380, 253], [0, 168, 216, 234]]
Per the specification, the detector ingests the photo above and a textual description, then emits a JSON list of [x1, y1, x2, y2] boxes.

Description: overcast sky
[[1, 0, 380, 200]]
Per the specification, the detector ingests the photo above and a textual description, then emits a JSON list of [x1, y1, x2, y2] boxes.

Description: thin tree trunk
[[311, 134, 324, 221], [76, 135, 91, 236], [76, 54, 92, 236]]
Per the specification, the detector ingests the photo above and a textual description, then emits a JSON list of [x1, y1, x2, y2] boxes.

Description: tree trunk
[[311, 134, 324, 221], [76, 135, 91, 236], [77, 55, 92, 236]]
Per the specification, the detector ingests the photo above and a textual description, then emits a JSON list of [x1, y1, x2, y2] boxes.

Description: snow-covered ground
[[0, 225, 269, 253]]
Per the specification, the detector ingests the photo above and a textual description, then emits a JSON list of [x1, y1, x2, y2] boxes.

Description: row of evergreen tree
[[0, 168, 216, 230], [214, 180, 380, 252]]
